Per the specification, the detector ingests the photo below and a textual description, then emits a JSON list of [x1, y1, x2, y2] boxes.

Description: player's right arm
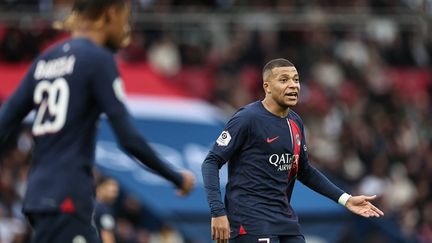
[[91, 52, 194, 195], [0, 66, 35, 150], [201, 111, 249, 241]]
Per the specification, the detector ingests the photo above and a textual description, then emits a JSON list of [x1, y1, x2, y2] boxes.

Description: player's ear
[[263, 81, 271, 94]]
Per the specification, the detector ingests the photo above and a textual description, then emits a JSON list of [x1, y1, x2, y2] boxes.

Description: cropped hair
[[262, 58, 294, 82]]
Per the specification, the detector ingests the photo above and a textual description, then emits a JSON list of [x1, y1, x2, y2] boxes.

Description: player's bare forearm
[[345, 195, 384, 218]]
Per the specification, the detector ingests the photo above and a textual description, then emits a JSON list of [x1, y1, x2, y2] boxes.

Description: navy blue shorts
[[27, 212, 100, 243], [230, 235, 305, 243]]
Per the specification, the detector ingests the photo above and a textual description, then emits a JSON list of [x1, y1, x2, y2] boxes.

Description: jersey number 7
[[32, 78, 70, 136]]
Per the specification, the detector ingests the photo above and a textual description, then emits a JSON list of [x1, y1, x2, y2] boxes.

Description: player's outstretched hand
[[346, 195, 384, 218], [211, 215, 230, 243], [176, 170, 195, 196]]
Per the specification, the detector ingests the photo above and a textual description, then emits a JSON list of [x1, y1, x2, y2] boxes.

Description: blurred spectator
[[95, 177, 120, 243]]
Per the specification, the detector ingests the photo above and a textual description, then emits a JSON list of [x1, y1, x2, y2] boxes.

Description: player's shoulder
[[231, 101, 260, 121], [288, 109, 304, 128], [73, 38, 114, 61], [39, 38, 114, 62]]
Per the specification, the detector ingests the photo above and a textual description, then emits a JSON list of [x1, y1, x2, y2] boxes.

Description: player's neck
[[262, 98, 289, 118], [72, 30, 106, 47]]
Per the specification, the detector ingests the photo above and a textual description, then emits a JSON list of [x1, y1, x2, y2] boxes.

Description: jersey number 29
[[32, 78, 70, 136]]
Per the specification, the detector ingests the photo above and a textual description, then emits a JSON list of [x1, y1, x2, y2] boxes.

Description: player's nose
[[288, 80, 300, 89]]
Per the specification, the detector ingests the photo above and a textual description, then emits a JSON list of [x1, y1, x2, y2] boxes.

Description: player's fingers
[[213, 225, 221, 240], [225, 227, 230, 238], [220, 226, 227, 240], [217, 237, 228, 243], [369, 202, 384, 216], [363, 195, 377, 201], [367, 208, 380, 217], [361, 209, 370, 217], [368, 209, 378, 217], [220, 228, 226, 240], [211, 226, 215, 240], [215, 227, 221, 240], [369, 208, 380, 217]]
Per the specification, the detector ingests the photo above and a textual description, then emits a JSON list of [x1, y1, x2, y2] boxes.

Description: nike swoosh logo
[[266, 136, 279, 143]]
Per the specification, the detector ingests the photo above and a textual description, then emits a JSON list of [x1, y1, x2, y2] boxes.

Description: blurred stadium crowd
[[0, 0, 431, 243]]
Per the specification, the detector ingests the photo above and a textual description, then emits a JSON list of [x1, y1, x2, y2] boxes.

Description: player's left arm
[[91, 53, 194, 195], [0, 67, 35, 149], [296, 123, 384, 218]]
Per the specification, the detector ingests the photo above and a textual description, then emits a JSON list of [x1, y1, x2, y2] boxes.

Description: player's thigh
[[229, 235, 279, 243], [29, 212, 100, 243], [279, 235, 306, 243]]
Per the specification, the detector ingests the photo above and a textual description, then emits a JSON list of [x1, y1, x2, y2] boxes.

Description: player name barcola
[[268, 153, 298, 171], [34, 55, 76, 80]]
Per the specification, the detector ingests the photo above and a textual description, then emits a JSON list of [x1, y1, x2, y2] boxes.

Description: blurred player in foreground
[[0, 0, 195, 242], [95, 177, 119, 243], [201, 58, 384, 243]]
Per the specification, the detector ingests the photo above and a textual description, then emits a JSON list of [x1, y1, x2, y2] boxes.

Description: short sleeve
[[210, 111, 250, 162]]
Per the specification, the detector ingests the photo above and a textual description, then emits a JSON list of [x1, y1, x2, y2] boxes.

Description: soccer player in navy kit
[[0, 0, 195, 242], [201, 58, 384, 243]]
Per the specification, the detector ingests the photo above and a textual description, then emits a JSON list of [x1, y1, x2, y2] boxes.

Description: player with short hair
[[0, 0, 195, 242], [201, 58, 384, 243]]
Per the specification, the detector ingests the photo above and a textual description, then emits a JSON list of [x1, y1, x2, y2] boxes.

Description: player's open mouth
[[285, 92, 298, 98]]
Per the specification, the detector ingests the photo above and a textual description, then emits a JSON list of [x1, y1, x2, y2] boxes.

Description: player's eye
[[280, 78, 287, 82]]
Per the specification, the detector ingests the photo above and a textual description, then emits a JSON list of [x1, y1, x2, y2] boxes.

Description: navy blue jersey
[[202, 101, 344, 237], [0, 38, 182, 221], [94, 202, 115, 235]]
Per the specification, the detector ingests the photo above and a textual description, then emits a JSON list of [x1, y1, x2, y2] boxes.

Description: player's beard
[[105, 27, 131, 52]]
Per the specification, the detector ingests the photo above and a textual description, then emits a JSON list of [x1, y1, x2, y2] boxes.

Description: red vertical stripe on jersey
[[288, 119, 302, 181]]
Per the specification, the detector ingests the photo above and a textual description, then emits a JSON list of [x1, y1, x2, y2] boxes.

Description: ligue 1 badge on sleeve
[[113, 77, 126, 102], [216, 131, 231, 146]]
